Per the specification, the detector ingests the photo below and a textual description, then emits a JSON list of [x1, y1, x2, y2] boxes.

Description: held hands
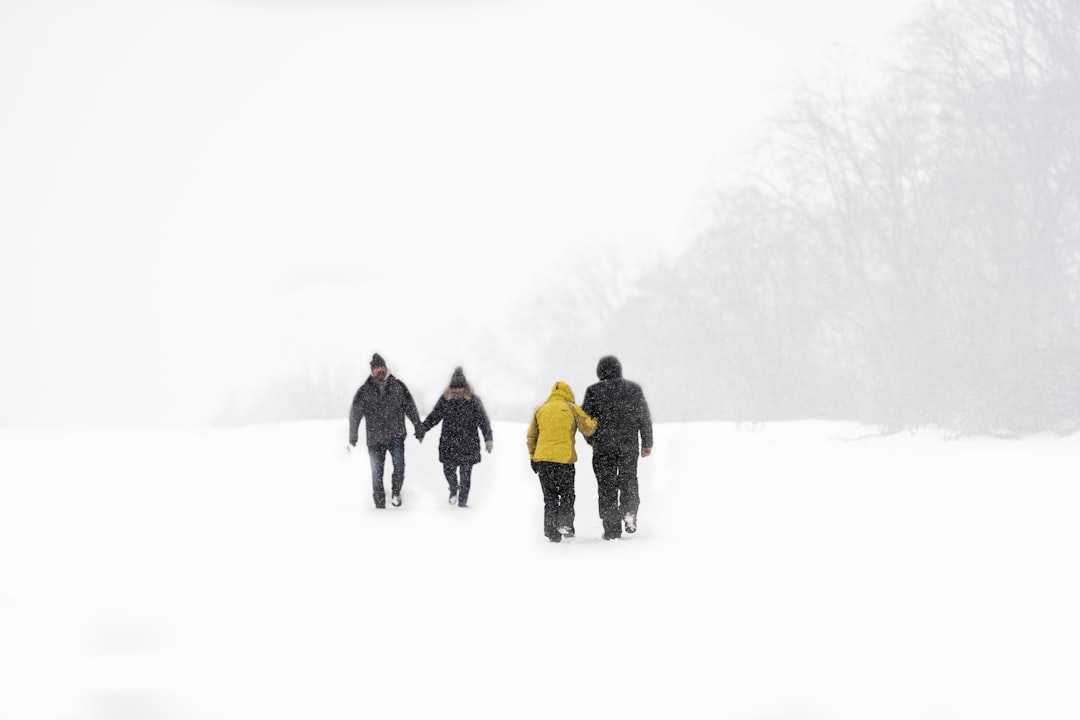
[[415, 428, 426, 443], [485, 440, 493, 453]]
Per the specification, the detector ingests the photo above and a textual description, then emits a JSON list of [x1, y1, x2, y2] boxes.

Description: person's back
[[528, 381, 596, 464], [583, 356, 652, 453], [582, 355, 652, 539], [526, 381, 597, 542]]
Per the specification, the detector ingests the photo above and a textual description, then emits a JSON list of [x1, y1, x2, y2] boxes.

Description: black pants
[[592, 448, 640, 538], [536, 462, 575, 539], [443, 463, 474, 505]]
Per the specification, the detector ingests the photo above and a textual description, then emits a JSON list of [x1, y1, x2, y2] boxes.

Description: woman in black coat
[[418, 367, 493, 507]]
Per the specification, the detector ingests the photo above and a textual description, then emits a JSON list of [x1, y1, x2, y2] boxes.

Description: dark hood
[[596, 355, 622, 380]]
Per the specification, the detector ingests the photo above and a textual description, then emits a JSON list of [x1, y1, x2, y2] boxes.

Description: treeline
[[588, 0, 1080, 433]]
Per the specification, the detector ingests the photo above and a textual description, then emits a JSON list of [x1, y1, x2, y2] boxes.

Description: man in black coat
[[348, 353, 423, 508], [582, 355, 653, 539]]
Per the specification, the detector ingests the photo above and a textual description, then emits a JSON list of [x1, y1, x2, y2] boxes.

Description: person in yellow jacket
[[526, 381, 598, 542]]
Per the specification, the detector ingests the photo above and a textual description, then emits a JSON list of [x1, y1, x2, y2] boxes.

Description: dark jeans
[[443, 463, 474, 505], [592, 448, 640, 537], [368, 436, 406, 504], [536, 462, 576, 539]]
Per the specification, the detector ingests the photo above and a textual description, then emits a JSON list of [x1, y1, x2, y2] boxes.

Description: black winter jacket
[[420, 387, 493, 465], [582, 358, 653, 453], [349, 374, 422, 447]]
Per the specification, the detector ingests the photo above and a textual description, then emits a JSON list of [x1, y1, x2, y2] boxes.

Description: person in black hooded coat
[[418, 367, 493, 507], [582, 355, 653, 539]]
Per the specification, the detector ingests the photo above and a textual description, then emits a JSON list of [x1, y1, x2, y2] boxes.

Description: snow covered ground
[[1, 420, 1077, 720]]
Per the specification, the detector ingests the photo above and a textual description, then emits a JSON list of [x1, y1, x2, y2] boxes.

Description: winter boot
[[624, 512, 637, 534], [373, 492, 386, 509], [391, 493, 402, 507]]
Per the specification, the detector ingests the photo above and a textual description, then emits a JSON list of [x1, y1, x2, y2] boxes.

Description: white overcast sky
[[0, 0, 926, 426]]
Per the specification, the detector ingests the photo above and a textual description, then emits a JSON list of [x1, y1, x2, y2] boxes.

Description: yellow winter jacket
[[526, 381, 598, 464]]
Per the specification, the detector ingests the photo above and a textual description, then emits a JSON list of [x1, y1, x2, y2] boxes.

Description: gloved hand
[[415, 428, 426, 443], [485, 440, 493, 453], [530, 461, 539, 474]]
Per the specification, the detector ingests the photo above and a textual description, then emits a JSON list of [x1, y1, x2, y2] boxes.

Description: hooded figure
[[526, 381, 597, 542], [418, 367, 493, 507], [582, 355, 653, 539]]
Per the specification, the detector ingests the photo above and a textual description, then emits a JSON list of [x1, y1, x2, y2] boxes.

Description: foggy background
[[2, 0, 1076, 434]]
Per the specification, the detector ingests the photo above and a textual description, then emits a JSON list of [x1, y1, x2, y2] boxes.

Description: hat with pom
[[449, 367, 468, 389]]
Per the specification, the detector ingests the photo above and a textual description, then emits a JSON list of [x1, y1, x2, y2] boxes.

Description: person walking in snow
[[526, 381, 597, 542], [347, 353, 423, 509], [582, 355, 653, 540], [417, 367, 494, 508]]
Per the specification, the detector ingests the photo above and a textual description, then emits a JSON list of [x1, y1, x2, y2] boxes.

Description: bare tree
[[590, 0, 1080, 432]]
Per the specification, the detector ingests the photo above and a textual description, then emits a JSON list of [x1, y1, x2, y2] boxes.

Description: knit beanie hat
[[371, 353, 386, 369], [449, 367, 468, 389]]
